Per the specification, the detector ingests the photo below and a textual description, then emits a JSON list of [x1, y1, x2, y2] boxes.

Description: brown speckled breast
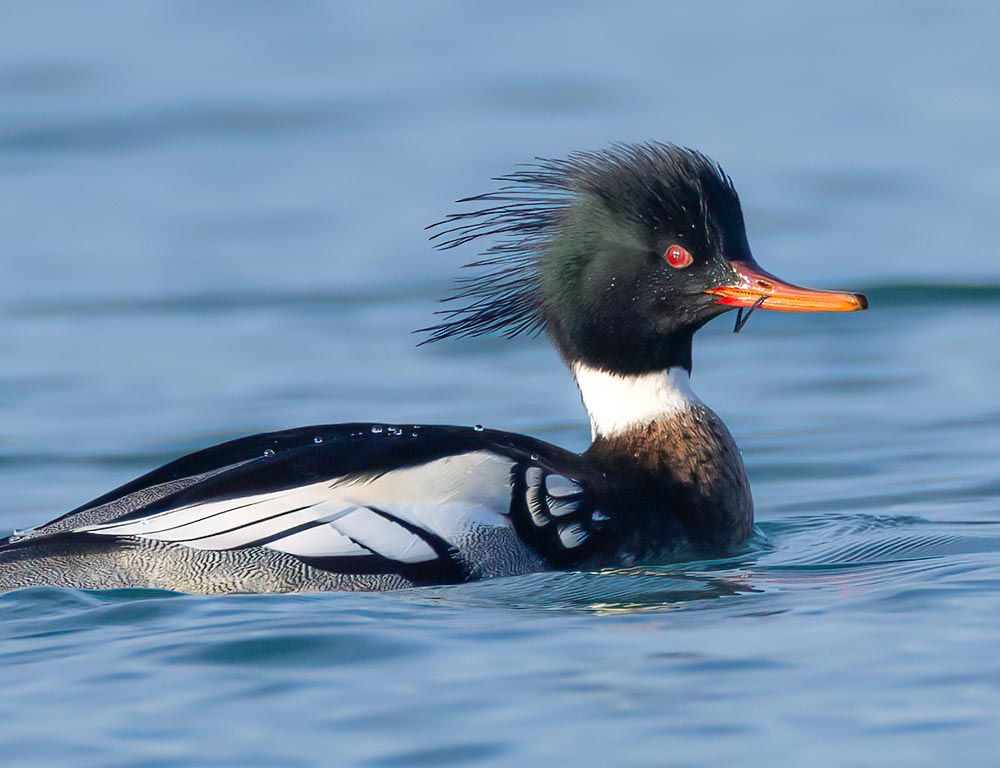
[[584, 402, 754, 561]]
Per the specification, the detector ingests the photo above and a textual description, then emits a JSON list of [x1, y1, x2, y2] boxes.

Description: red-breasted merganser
[[0, 142, 867, 593]]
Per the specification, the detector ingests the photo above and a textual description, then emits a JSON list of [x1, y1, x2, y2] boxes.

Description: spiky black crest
[[419, 141, 743, 344]]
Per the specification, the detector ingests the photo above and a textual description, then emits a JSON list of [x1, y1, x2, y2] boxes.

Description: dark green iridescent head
[[423, 142, 757, 374]]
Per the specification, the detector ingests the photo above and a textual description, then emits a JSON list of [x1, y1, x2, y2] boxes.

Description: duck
[[0, 142, 867, 594]]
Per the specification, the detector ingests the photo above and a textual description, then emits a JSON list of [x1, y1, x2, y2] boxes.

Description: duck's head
[[424, 142, 866, 375]]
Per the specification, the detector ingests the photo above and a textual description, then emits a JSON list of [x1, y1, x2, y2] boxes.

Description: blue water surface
[[2, 2, 1000, 766]]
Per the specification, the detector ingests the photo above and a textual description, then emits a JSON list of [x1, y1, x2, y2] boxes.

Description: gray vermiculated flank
[[0, 538, 415, 593], [0, 526, 549, 594]]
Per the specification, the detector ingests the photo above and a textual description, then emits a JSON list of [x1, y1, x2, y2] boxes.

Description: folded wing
[[3, 424, 613, 583]]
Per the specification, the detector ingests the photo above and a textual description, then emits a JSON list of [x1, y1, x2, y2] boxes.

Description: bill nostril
[[754, 280, 774, 291]]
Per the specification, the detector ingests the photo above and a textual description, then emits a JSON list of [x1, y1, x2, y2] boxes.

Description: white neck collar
[[571, 363, 701, 440]]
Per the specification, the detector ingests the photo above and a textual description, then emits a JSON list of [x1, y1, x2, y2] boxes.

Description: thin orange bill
[[706, 260, 868, 312]]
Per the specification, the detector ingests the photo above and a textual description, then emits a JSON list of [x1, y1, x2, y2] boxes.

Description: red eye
[[665, 244, 693, 269]]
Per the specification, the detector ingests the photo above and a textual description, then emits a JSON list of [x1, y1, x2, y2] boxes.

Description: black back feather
[[419, 141, 742, 344]]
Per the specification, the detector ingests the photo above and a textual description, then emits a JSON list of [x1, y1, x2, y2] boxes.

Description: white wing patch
[[328, 509, 437, 563], [265, 523, 368, 558], [79, 452, 515, 565]]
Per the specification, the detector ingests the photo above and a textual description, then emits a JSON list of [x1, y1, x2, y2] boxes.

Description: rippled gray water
[[2, 2, 1000, 766]]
